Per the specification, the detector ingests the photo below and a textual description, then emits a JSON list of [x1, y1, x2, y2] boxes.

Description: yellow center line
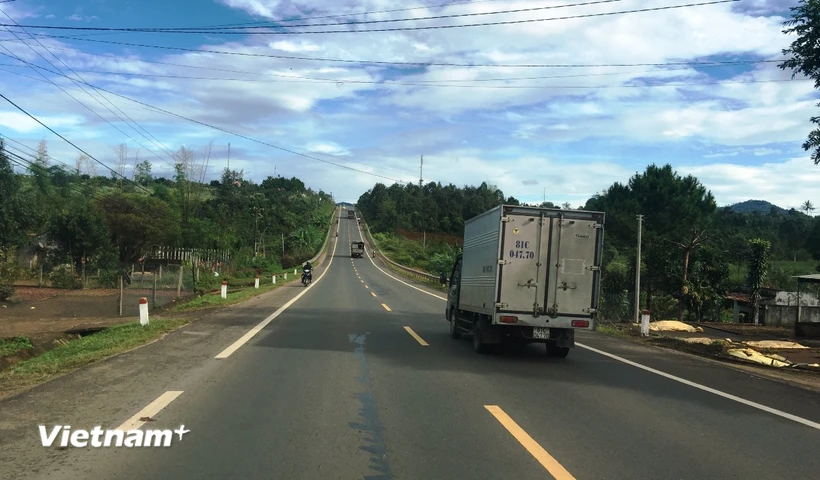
[[361, 279, 364, 283], [365, 285, 369, 289], [381, 303, 391, 312], [403, 326, 429, 346], [371, 291, 376, 297], [484, 405, 576, 480]]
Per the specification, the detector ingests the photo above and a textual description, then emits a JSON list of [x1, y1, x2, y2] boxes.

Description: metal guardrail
[[307, 207, 338, 265], [358, 218, 440, 283]]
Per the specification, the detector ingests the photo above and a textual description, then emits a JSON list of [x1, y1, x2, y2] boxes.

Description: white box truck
[[445, 205, 605, 357]]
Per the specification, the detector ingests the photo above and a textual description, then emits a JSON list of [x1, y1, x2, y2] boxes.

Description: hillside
[[727, 199, 790, 215]]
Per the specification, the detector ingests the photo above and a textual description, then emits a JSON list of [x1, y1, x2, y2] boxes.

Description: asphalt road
[[3, 213, 820, 480]]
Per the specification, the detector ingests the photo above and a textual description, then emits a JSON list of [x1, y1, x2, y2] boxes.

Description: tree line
[[0, 138, 334, 300], [357, 164, 820, 322]]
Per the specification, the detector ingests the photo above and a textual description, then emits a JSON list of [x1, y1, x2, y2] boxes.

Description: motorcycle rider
[[302, 261, 313, 283]]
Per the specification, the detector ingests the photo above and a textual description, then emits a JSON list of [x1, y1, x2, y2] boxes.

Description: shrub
[[50, 264, 83, 290]]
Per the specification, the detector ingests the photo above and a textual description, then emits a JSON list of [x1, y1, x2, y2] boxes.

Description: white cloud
[[753, 147, 781, 156], [679, 156, 820, 209], [0, 0, 818, 206], [0, 111, 82, 133]]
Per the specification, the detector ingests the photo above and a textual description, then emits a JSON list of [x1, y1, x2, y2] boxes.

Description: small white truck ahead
[[445, 205, 605, 357]]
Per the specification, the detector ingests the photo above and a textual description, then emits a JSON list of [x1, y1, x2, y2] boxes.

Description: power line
[[0, 65, 414, 181], [0, 59, 766, 84], [196, 0, 511, 27], [2, 146, 108, 201], [0, 48, 177, 174], [0, 0, 738, 35], [0, 92, 153, 194], [0, 10, 179, 166], [5, 32, 782, 69], [0, 37, 781, 76], [0, 61, 799, 90], [1, 0, 629, 32]]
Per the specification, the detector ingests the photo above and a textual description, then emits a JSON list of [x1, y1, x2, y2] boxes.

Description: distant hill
[[727, 200, 791, 215], [336, 202, 355, 207]]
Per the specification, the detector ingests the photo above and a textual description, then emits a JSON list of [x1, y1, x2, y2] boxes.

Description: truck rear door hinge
[[584, 308, 597, 314], [501, 216, 513, 223], [587, 265, 600, 271], [498, 259, 509, 265], [591, 223, 603, 229], [495, 302, 508, 309]]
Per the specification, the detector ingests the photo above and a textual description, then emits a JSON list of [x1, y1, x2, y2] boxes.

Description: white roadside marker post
[[640, 309, 650, 337], [221, 281, 227, 299], [139, 297, 149, 326]]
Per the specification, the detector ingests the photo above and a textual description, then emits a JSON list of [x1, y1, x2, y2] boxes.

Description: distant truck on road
[[350, 241, 365, 258], [445, 205, 605, 357], [347, 209, 355, 219]]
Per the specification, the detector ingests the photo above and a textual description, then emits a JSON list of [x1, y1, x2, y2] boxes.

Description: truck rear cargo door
[[547, 216, 601, 317], [498, 213, 544, 313]]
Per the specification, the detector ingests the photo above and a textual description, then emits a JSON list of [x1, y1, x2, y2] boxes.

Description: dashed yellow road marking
[[484, 405, 576, 480], [403, 326, 428, 346], [381, 303, 391, 312]]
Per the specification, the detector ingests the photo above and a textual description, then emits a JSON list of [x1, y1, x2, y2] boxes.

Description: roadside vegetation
[[0, 317, 190, 392], [0, 138, 335, 301], [0, 337, 33, 358], [358, 164, 820, 324]]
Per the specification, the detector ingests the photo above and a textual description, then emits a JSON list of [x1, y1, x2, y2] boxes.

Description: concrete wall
[[765, 305, 820, 327]]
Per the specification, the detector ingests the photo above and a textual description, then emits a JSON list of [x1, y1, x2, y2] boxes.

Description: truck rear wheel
[[472, 319, 493, 354], [449, 309, 461, 339], [546, 344, 570, 358]]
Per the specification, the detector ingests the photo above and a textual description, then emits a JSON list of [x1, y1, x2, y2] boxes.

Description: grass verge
[[596, 323, 631, 338], [646, 336, 725, 358], [0, 317, 190, 391], [381, 260, 448, 293], [174, 281, 282, 312], [0, 336, 34, 357]]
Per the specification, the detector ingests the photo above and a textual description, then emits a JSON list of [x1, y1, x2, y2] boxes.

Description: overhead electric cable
[[0, 33, 782, 69], [0, 9, 179, 165], [0, 0, 629, 32], [0, 0, 738, 35], [0, 92, 153, 194]]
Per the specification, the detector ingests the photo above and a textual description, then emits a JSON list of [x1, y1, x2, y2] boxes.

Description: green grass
[[173, 281, 282, 312], [381, 260, 448, 293], [647, 336, 725, 357], [0, 317, 190, 382], [0, 337, 34, 357], [596, 324, 630, 338]]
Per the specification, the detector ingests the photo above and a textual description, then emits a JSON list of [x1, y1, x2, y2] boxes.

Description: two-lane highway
[[29, 213, 820, 479]]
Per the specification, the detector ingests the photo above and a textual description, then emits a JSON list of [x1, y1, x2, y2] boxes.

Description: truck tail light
[[499, 316, 518, 324], [571, 320, 589, 328]]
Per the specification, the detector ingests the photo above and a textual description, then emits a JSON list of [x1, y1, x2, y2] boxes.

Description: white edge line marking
[[356, 225, 446, 301], [215, 236, 339, 359], [116, 391, 184, 431], [576, 342, 820, 431], [357, 222, 820, 431]]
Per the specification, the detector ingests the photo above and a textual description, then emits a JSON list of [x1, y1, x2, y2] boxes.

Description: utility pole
[[634, 214, 644, 323], [419, 155, 423, 187], [227, 142, 230, 171]]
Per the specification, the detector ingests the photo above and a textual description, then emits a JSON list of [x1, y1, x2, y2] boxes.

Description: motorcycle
[[301, 268, 312, 286]]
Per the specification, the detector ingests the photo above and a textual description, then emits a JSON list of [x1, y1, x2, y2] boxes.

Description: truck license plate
[[532, 327, 549, 339]]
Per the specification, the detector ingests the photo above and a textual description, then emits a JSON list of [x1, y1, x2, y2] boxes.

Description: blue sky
[[0, 0, 818, 209]]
